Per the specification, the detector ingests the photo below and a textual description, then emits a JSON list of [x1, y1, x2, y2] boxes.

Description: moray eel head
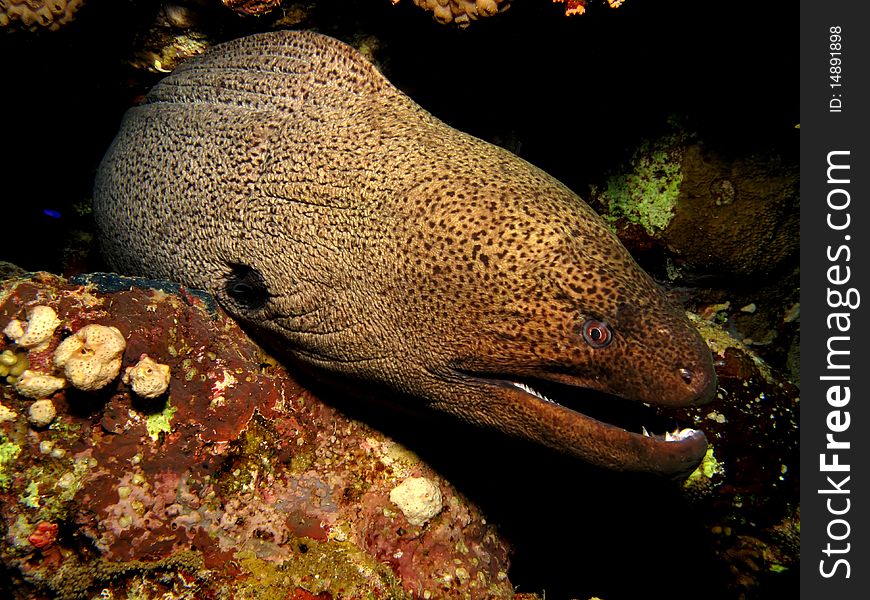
[[380, 164, 718, 478]]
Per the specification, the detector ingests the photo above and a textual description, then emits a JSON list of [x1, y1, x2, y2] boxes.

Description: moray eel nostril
[[94, 30, 717, 477], [679, 367, 693, 384], [691, 364, 719, 406]]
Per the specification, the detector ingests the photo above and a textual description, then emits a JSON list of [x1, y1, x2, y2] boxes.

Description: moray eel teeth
[[510, 381, 556, 404], [497, 378, 708, 477], [511, 379, 699, 443], [463, 373, 708, 476], [665, 428, 698, 442]]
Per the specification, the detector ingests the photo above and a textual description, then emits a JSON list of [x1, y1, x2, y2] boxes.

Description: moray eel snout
[[94, 30, 716, 478]]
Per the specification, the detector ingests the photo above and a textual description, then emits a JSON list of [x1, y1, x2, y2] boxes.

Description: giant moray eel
[[94, 30, 716, 477]]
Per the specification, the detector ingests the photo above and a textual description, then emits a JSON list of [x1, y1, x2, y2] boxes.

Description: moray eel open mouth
[[508, 378, 703, 441], [453, 369, 711, 477]]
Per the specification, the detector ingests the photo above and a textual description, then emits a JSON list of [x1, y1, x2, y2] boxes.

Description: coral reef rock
[[552, 0, 625, 18], [221, 0, 282, 17], [589, 125, 798, 279], [0, 0, 84, 31], [399, 0, 510, 27], [0, 270, 513, 600], [674, 316, 800, 597]]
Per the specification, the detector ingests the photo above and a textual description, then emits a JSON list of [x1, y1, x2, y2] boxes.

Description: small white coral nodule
[[389, 476, 443, 526], [28, 398, 57, 428], [2, 319, 25, 341], [54, 324, 127, 391], [13, 370, 66, 399], [123, 354, 171, 399], [0, 402, 18, 423]]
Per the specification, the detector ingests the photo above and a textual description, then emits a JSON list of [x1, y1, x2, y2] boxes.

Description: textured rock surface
[[401, 0, 625, 26], [0, 271, 513, 599], [0, 0, 84, 31], [589, 124, 799, 279], [222, 0, 283, 17], [673, 316, 800, 598], [402, 0, 509, 27]]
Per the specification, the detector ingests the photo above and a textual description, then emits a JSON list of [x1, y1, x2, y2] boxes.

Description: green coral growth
[[234, 537, 410, 599], [0, 435, 22, 490], [21, 480, 40, 508], [684, 445, 725, 491], [216, 414, 281, 497], [597, 133, 687, 234], [33, 549, 205, 600], [146, 402, 177, 441]]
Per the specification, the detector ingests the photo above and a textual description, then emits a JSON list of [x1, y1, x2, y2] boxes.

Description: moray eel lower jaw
[[444, 371, 711, 478]]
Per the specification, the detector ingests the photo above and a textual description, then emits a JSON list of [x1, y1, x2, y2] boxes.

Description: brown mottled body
[[94, 30, 715, 476]]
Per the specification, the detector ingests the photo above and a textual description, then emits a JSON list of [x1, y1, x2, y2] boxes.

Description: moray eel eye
[[225, 263, 270, 310], [581, 319, 613, 348]]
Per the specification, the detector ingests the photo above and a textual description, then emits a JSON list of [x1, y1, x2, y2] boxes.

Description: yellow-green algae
[[21, 480, 40, 509], [15, 453, 94, 525], [233, 537, 410, 600], [216, 413, 284, 497], [145, 400, 176, 441], [0, 434, 22, 490], [1, 423, 98, 560], [27, 549, 205, 600], [695, 445, 724, 479], [0, 405, 94, 526], [688, 313, 779, 385], [684, 445, 725, 494], [594, 128, 690, 234]]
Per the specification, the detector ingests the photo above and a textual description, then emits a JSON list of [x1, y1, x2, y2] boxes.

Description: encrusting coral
[[3, 305, 61, 352], [396, 0, 626, 25], [53, 324, 126, 391], [395, 0, 509, 27], [220, 0, 282, 16], [13, 370, 65, 399], [0, 0, 85, 32], [0, 271, 515, 599], [389, 476, 444, 526], [122, 354, 171, 399]]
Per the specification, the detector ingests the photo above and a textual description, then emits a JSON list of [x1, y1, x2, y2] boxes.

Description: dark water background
[[1, 0, 796, 275]]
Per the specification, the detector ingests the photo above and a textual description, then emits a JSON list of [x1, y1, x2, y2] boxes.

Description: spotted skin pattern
[[94, 30, 716, 476]]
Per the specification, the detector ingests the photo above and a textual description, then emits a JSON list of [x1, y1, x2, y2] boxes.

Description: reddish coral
[[221, 0, 282, 17], [552, 0, 624, 17], [27, 522, 58, 550], [558, 0, 587, 17], [0, 272, 513, 599]]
